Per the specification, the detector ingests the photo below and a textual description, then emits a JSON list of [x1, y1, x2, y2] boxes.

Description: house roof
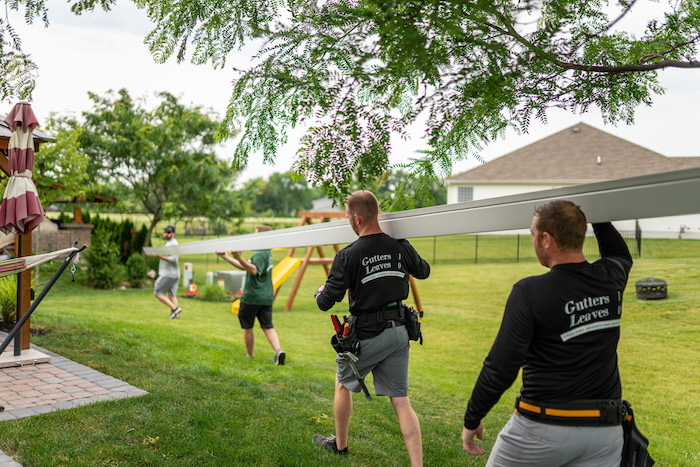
[[446, 122, 700, 184], [0, 115, 57, 143]]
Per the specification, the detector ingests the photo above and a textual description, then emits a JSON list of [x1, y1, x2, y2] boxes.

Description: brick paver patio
[[0, 332, 148, 466]]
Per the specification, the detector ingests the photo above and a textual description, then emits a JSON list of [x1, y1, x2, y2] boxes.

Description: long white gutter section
[[144, 167, 700, 256]]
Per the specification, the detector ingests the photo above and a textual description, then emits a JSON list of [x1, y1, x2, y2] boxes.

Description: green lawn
[[1, 240, 699, 466]]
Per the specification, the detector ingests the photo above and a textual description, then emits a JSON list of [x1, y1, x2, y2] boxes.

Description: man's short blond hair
[[345, 190, 379, 221]]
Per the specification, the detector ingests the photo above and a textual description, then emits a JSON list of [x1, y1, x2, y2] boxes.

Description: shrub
[[117, 219, 135, 262], [86, 229, 126, 289], [132, 224, 148, 254], [57, 210, 70, 224], [145, 254, 160, 273], [199, 284, 229, 302], [125, 253, 149, 288], [0, 276, 16, 323]]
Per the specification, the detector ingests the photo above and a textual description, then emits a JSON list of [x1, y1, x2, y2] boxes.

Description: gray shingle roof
[[0, 116, 57, 143], [446, 122, 700, 183]]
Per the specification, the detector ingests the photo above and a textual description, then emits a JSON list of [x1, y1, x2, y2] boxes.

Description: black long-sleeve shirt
[[317, 233, 430, 336], [464, 223, 633, 430]]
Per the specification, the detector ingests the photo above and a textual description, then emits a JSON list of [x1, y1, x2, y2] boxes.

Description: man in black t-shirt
[[462, 200, 633, 466], [313, 191, 430, 466]]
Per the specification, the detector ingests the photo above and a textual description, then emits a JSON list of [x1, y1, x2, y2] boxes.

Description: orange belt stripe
[[518, 401, 602, 418], [518, 401, 542, 414], [545, 408, 602, 418]]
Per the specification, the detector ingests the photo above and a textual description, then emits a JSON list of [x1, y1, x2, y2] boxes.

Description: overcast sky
[[6, 0, 700, 183]]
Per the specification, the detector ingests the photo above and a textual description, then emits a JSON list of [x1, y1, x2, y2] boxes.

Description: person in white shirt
[[148, 225, 182, 319]]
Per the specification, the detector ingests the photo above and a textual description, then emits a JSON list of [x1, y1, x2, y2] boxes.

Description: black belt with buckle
[[355, 302, 405, 326], [515, 395, 627, 426]]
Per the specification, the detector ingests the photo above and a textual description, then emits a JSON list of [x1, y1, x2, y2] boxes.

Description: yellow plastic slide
[[231, 257, 303, 314]]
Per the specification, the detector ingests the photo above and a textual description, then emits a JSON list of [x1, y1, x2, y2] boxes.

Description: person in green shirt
[[215, 225, 285, 365]]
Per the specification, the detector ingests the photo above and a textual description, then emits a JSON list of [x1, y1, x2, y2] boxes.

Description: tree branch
[[494, 10, 700, 74], [568, 0, 639, 56], [559, 58, 700, 72], [648, 35, 700, 61]]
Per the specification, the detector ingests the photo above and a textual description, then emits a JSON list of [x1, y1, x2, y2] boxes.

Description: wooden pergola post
[[14, 235, 31, 350]]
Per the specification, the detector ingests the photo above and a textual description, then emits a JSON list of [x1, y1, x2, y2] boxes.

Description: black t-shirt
[[464, 223, 633, 430], [317, 232, 430, 337]]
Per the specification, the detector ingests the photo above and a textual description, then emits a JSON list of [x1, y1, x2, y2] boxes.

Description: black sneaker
[[168, 307, 182, 319], [274, 349, 286, 365], [313, 434, 348, 455]]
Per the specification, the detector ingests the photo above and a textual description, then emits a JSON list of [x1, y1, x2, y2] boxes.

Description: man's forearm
[[236, 258, 257, 276], [220, 255, 244, 270]]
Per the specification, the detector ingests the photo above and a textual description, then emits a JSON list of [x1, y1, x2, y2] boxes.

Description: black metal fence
[[410, 231, 639, 265]]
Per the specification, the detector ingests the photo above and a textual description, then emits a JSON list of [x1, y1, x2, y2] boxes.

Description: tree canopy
[[4, 1, 700, 208], [373, 169, 446, 210], [8, 114, 95, 205], [75, 89, 241, 244], [242, 171, 323, 217]]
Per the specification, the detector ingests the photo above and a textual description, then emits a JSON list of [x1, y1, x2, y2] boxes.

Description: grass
[[1, 239, 699, 466]]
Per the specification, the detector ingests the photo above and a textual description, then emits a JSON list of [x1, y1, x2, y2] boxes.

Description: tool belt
[[515, 395, 628, 426], [621, 400, 655, 467], [354, 302, 405, 328], [402, 304, 423, 344], [331, 315, 360, 356]]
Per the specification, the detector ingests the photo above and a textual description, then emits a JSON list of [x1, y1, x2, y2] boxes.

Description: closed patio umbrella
[[0, 101, 46, 356], [0, 101, 45, 235]]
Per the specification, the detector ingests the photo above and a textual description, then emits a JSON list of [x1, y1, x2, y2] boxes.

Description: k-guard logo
[[360, 252, 405, 284], [560, 294, 620, 342]]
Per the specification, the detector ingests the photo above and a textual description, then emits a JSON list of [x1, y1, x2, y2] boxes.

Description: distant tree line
[[240, 168, 446, 217]]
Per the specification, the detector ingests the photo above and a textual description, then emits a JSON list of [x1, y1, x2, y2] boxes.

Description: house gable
[[446, 122, 700, 184]]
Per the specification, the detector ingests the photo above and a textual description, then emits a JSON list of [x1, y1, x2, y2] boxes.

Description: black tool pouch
[[402, 304, 423, 345], [330, 315, 361, 356], [621, 401, 655, 467]]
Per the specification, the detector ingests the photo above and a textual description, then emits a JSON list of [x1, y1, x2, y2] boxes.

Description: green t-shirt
[[241, 249, 274, 306]]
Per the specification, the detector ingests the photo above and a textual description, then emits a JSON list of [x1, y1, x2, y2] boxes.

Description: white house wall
[[447, 183, 700, 238], [447, 183, 564, 204]]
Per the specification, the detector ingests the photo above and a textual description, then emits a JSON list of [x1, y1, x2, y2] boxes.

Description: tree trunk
[[144, 215, 161, 249]]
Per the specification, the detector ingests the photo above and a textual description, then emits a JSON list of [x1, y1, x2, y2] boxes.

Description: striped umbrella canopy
[[0, 101, 45, 235]]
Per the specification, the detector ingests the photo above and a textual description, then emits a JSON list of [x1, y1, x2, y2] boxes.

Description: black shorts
[[238, 303, 274, 329]]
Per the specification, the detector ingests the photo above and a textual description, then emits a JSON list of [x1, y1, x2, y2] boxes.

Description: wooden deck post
[[15, 234, 32, 350]]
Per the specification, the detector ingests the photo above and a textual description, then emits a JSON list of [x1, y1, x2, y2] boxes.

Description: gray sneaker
[[274, 349, 286, 365], [313, 434, 348, 455], [168, 307, 182, 319]]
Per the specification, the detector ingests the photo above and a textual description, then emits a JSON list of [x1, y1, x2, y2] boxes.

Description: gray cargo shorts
[[336, 323, 410, 397], [487, 412, 623, 466], [154, 275, 179, 296]]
